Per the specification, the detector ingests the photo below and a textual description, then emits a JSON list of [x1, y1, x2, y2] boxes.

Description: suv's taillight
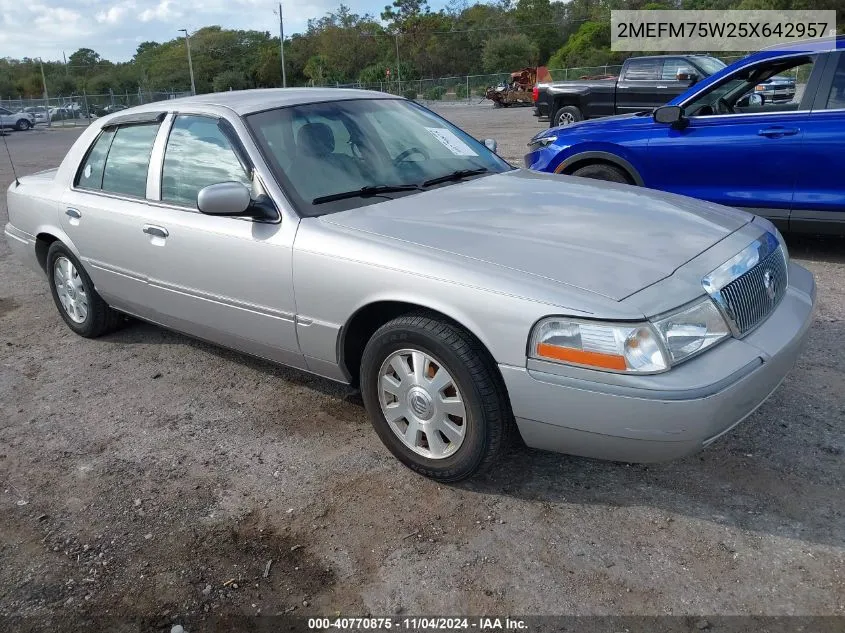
[[532, 86, 539, 102]]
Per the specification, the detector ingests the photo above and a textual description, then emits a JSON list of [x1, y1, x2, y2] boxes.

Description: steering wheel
[[393, 146, 429, 165], [716, 98, 735, 115]]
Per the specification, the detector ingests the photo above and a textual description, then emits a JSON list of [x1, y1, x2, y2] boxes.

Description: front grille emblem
[[763, 269, 776, 301]]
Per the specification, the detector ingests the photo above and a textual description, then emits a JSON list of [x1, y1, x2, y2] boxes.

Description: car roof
[[747, 34, 844, 62], [122, 88, 395, 117]]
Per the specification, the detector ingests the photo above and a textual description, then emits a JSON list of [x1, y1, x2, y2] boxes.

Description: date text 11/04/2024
[[307, 617, 528, 630]]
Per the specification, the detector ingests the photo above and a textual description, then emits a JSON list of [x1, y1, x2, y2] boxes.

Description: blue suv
[[525, 38, 845, 235]]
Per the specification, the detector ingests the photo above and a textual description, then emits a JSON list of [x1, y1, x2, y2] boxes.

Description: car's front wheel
[[46, 242, 123, 338], [571, 163, 630, 184], [16, 119, 32, 131], [360, 314, 512, 482]]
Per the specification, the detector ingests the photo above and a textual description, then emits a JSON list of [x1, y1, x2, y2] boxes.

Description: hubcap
[[53, 256, 88, 324], [378, 348, 467, 460], [558, 112, 575, 125]]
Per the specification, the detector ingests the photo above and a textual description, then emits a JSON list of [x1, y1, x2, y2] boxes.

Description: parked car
[[22, 106, 50, 125], [4, 89, 815, 480], [754, 74, 797, 103], [49, 104, 81, 120], [526, 37, 845, 235], [533, 54, 728, 127], [0, 106, 35, 131]]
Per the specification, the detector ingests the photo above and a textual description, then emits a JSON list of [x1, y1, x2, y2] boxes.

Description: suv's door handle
[[142, 225, 169, 239], [758, 127, 799, 138], [65, 208, 81, 219]]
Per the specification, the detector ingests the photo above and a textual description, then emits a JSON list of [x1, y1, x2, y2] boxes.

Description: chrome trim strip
[[147, 277, 295, 321], [702, 232, 780, 294], [146, 112, 175, 200], [86, 258, 147, 283], [688, 110, 809, 121]]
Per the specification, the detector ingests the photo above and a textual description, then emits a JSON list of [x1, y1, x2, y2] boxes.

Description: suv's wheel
[[360, 313, 512, 482], [46, 242, 123, 338], [571, 163, 630, 184], [16, 119, 32, 131], [551, 105, 582, 128]]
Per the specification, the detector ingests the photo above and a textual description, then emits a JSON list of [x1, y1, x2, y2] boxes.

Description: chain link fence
[[319, 55, 750, 104], [0, 91, 191, 128]]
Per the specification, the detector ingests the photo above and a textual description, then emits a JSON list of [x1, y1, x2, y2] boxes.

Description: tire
[[360, 313, 513, 482], [16, 119, 32, 131], [571, 162, 631, 184], [46, 242, 123, 338], [551, 105, 582, 128]]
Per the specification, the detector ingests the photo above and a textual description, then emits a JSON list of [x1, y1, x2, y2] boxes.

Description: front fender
[[547, 142, 645, 185]]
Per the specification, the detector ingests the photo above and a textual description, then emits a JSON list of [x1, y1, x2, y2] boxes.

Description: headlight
[[652, 299, 730, 363], [527, 135, 557, 150], [529, 318, 669, 373], [530, 298, 732, 373]]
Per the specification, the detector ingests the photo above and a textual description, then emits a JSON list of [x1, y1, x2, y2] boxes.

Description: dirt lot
[[1, 105, 844, 632]]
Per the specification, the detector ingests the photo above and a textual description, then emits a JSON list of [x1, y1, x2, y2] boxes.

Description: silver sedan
[[4, 89, 816, 481]]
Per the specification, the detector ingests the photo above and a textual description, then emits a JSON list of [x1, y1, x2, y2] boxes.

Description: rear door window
[[622, 58, 661, 81], [101, 124, 161, 198]]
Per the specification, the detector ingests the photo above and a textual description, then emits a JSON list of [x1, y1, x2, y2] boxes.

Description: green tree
[[547, 21, 622, 70], [213, 70, 249, 92], [481, 33, 539, 72]]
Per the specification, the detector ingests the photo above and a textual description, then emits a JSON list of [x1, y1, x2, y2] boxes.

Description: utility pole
[[277, 3, 287, 87], [394, 33, 401, 94], [63, 51, 69, 75], [38, 58, 51, 128], [179, 28, 197, 95]]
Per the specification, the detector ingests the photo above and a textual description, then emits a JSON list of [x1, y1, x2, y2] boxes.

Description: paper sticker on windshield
[[425, 127, 478, 157]]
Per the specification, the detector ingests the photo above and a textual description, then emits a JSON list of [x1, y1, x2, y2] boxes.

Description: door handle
[[65, 208, 81, 219], [142, 224, 169, 239], [758, 127, 799, 138], [655, 85, 669, 89]]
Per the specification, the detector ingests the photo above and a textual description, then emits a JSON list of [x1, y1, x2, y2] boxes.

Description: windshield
[[693, 56, 727, 76], [246, 98, 511, 216]]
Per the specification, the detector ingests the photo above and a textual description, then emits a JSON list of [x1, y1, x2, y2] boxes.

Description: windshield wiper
[[312, 184, 423, 205], [422, 167, 489, 188]]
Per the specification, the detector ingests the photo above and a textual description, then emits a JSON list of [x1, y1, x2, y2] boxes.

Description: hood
[[323, 170, 750, 301], [534, 112, 651, 140]]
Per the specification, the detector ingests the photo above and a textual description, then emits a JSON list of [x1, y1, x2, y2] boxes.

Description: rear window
[[622, 58, 661, 81]]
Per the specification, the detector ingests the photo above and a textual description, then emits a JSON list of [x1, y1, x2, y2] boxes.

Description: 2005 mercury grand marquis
[[4, 89, 816, 481]]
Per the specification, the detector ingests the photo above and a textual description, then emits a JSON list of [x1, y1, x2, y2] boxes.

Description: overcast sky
[[0, 0, 451, 62]]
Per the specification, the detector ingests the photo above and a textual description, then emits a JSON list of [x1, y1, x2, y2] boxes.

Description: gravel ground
[[1, 106, 844, 632]]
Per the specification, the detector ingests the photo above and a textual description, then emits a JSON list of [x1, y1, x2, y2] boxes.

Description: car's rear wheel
[[360, 313, 512, 482], [571, 162, 631, 184], [46, 242, 123, 338], [16, 119, 32, 131], [551, 105, 582, 128]]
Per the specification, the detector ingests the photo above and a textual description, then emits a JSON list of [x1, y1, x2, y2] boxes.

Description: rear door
[[615, 58, 663, 114], [60, 116, 164, 315], [791, 51, 845, 232]]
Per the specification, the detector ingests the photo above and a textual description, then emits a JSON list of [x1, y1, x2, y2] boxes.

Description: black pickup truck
[[535, 54, 728, 127]]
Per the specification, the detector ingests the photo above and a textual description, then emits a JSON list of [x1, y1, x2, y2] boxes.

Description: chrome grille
[[717, 246, 787, 336]]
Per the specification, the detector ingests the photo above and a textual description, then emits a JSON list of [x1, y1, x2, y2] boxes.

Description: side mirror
[[676, 71, 699, 85], [484, 138, 498, 153], [653, 105, 686, 126], [197, 182, 251, 216]]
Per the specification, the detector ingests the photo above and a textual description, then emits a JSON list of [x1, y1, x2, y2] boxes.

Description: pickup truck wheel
[[551, 105, 582, 128], [360, 314, 512, 482], [16, 119, 32, 131], [46, 242, 123, 338], [571, 163, 630, 184]]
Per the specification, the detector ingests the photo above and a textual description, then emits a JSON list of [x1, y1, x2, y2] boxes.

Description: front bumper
[[500, 262, 816, 463]]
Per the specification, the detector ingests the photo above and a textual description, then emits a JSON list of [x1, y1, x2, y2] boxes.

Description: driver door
[[644, 54, 821, 226]]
